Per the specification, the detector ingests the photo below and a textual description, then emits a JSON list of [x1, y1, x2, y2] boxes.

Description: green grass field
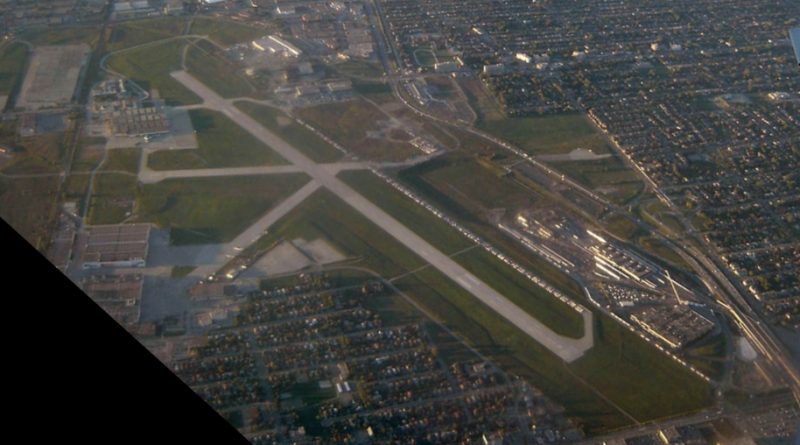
[[185, 40, 253, 98], [64, 174, 92, 202], [478, 113, 612, 155], [87, 173, 138, 224], [414, 48, 437, 67], [352, 80, 392, 96], [107, 39, 200, 106], [638, 236, 690, 269], [1, 133, 66, 175], [135, 174, 309, 245], [0, 175, 61, 250], [147, 109, 288, 170], [548, 157, 644, 205], [335, 59, 385, 78], [107, 16, 189, 51], [102, 148, 141, 174], [404, 154, 541, 211], [17, 26, 100, 46], [240, 188, 713, 433], [0, 42, 29, 99], [603, 213, 645, 241], [188, 17, 265, 47], [294, 99, 416, 162], [235, 101, 343, 163]]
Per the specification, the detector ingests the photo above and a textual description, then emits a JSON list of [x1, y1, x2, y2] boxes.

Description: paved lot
[[170, 70, 594, 362]]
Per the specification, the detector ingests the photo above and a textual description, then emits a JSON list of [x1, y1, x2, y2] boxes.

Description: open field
[[457, 77, 506, 122], [294, 99, 416, 161], [424, 75, 461, 100], [334, 59, 385, 78], [0, 133, 66, 175], [639, 199, 686, 234], [0, 42, 29, 101], [479, 113, 613, 155], [638, 236, 691, 269], [64, 173, 91, 202], [0, 175, 60, 250], [87, 173, 138, 224], [107, 39, 201, 106], [548, 157, 644, 205], [147, 109, 287, 170], [71, 149, 104, 173], [683, 332, 727, 382], [235, 101, 343, 163], [246, 188, 713, 433], [340, 169, 584, 338], [352, 80, 392, 96], [17, 26, 100, 47], [603, 213, 645, 241], [185, 39, 253, 98], [103, 148, 141, 174], [107, 16, 188, 51], [108, 16, 262, 51], [70, 135, 106, 172], [402, 154, 541, 212], [568, 315, 713, 425], [188, 17, 266, 47], [135, 174, 309, 245]]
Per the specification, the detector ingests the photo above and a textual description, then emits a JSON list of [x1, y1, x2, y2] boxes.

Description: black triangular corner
[[3, 218, 250, 444]]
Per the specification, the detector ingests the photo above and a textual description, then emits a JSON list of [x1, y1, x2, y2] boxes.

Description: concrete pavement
[[138, 162, 370, 184], [170, 70, 594, 362]]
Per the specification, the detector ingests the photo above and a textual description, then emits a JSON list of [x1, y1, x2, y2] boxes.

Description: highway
[[382, 59, 800, 403], [169, 70, 595, 362]]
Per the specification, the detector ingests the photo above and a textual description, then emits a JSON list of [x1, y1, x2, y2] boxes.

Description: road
[[170, 70, 594, 362]]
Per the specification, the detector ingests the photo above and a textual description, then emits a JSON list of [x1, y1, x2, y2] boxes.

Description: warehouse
[[79, 224, 151, 269]]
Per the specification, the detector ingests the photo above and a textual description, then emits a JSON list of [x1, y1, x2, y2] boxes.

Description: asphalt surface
[[138, 162, 368, 184], [170, 70, 594, 362]]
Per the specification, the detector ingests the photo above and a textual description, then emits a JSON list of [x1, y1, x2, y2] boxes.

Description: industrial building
[[252, 35, 302, 57], [110, 105, 170, 137], [82, 274, 143, 325], [79, 224, 151, 269], [112, 0, 158, 20]]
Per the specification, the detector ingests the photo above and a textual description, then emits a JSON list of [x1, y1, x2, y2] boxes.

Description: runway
[[169, 70, 594, 362]]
